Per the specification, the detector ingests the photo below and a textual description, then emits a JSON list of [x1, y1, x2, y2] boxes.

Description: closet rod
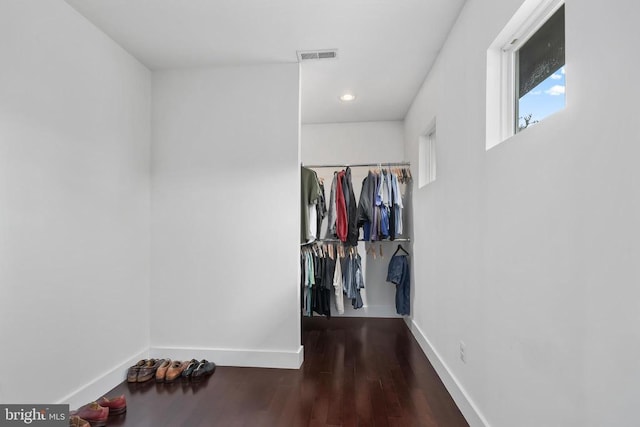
[[314, 238, 411, 243], [302, 162, 411, 169]]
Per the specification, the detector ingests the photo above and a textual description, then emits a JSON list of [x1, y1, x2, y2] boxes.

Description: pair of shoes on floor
[[69, 395, 125, 427], [98, 395, 127, 415], [155, 359, 171, 382], [157, 359, 189, 382], [127, 359, 165, 383], [70, 402, 107, 427], [154, 358, 216, 382], [185, 359, 216, 381]]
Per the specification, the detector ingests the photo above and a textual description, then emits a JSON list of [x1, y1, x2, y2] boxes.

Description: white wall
[[302, 121, 406, 165], [404, 0, 640, 426], [302, 121, 408, 317], [151, 64, 302, 368], [0, 0, 151, 407]]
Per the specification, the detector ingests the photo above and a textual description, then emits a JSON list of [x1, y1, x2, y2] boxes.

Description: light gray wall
[[150, 64, 302, 367], [302, 121, 405, 165], [404, 0, 640, 426], [0, 0, 151, 407]]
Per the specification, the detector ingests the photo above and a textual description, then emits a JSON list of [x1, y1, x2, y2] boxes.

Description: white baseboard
[[57, 349, 148, 410], [406, 319, 491, 427], [55, 345, 302, 410], [149, 345, 304, 369]]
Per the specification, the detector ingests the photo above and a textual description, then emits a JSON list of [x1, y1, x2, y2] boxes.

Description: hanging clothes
[[380, 170, 391, 239], [323, 251, 337, 313], [332, 251, 344, 315], [342, 249, 364, 309], [387, 245, 411, 316], [325, 172, 338, 239], [312, 253, 331, 317], [392, 171, 404, 236], [375, 170, 388, 239], [300, 249, 315, 316], [316, 181, 327, 236], [356, 166, 411, 242], [344, 167, 359, 247], [301, 166, 321, 244], [300, 242, 365, 316], [308, 205, 318, 241], [357, 170, 376, 241], [325, 167, 358, 246], [335, 171, 348, 242], [371, 171, 379, 241], [300, 245, 330, 318]]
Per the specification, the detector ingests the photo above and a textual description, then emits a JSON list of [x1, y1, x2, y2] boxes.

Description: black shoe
[[181, 359, 199, 378], [191, 360, 216, 381]]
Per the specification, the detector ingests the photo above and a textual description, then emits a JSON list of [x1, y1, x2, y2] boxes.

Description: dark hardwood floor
[[100, 317, 468, 427]]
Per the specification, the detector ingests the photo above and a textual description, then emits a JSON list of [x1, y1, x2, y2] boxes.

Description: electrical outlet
[[459, 341, 466, 363]]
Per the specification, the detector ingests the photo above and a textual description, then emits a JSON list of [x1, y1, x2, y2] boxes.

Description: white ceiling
[[65, 0, 466, 124]]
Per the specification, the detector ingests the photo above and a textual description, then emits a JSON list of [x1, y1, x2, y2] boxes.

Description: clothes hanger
[[392, 244, 409, 257], [364, 242, 373, 258]]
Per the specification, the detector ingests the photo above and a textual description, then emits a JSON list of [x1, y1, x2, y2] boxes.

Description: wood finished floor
[[102, 317, 468, 427]]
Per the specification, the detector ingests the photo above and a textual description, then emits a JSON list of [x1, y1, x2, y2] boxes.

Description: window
[[515, 5, 565, 132], [486, 0, 566, 149], [419, 122, 436, 188]]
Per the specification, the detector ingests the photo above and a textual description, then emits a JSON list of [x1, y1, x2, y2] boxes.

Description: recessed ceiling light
[[339, 93, 356, 102]]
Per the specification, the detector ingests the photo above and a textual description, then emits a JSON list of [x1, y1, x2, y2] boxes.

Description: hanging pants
[[386, 255, 410, 316]]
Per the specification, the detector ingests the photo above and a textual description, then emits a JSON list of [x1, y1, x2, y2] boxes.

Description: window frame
[[505, 0, 565, 135], [486, 0, 565, 149], [418, 119, 437, 189]]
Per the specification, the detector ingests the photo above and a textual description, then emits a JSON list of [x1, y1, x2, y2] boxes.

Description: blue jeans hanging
[[387, 254, 410, 315]]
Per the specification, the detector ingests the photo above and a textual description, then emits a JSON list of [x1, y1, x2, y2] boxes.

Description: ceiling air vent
[[297, 49, 338, 62]]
